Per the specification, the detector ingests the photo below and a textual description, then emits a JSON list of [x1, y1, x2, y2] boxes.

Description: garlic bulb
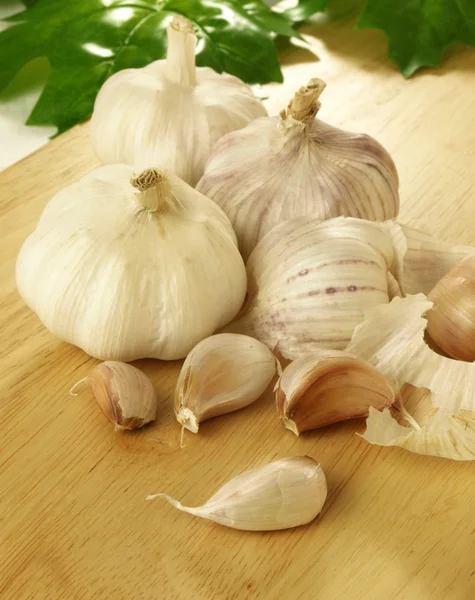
[[276, 349, 395, 435], [347, 294, 475, 460], [426, 257, 475, 361], [16, 166, 246, 361], [225, 216, 405, 360], [71, 361, 157, 430], [175, 333, 278, 433], [90, 16, 267, 186], [197, 78, 399, 259], [147, 456, 327, 531]]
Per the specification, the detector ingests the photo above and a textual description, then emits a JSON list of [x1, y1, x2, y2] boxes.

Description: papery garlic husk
[[16, 166, 246, 361], [224, 216, 406, 360], [90, 16, 266, 186], [147, 456, 327, 531], [175, 333, 278, 433], [197, 77, 399, 259], [426, 256, 475, 361], [276, 349, 395, 435], [399, 223, 475, 295], [72, 361, 157, 430], [347, 294, 475, 460]]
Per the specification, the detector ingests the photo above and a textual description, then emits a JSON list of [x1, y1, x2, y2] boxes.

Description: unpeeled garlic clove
[[71, 361, 157, 430], [426, 256, 475, 361], [146, 456, 327, 531], [174, 333, 278, 433], [276, 349, 396, 435]]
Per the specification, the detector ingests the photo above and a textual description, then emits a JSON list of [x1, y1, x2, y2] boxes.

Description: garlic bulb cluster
[[90, 16, 266, 186], [197, 78, 399, 259], [225, 216, 405, 360], [175, 333, 278, 433], [16, 166, 246, 361], [71, 361, 157, 431], [147, 456, 327, 531], [347, 294, 475, 460], [276, 349, 395, 435], [426, 257, 475, 361]]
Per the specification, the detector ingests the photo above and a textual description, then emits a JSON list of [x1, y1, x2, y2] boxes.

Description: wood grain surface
[[1, 17, 475, 600]]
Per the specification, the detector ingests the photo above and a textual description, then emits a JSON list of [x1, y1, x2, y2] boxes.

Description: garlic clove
[[72, 361, 157, 430], [224, 216, 405, 360], [175, 333, 278, 433], [426, 256, 475, 361], [276, 349, 396, 435], [147, 456, 327, 531], [197, 77, 399, 260]]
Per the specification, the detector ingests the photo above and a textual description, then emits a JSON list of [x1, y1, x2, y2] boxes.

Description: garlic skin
[[175, 333, 278, 433], [197, 78, 399, 259], [72, 361, 157, 430], [347, 294, 475, 460], [16, 166, 246, 361], [225, 216, 405, 360], [147, 456, 327, 531], [399, 223, 475, 295], [276, 349, 395, 435], [426, 257, 475, 361], [90, 16, 267, 186]]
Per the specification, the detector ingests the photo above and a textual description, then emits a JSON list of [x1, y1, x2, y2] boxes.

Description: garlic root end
[[282, 417, 300, 436]]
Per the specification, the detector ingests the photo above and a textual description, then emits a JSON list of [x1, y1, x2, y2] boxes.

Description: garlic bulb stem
[[283, 78, 326, 123], [130, 168, 178, 213], [166, 16, 196, 87]]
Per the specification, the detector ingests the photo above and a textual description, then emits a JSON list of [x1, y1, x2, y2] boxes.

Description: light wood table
[[1, 18, 475, 600]]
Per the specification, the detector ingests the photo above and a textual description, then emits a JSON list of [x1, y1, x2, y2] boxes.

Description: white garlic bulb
[[197, 78, 399, 259], [175, 333, 278, 433], [224, 216, 405, 360], [147, 456, 327, 531], [90, 16, 267, 186], [16, 166, 247, 361]]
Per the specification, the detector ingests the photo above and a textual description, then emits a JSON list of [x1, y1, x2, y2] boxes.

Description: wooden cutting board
[[1, 19, 475, 600]]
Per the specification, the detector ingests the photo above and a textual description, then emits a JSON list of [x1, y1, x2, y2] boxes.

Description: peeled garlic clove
[[276, 349, 395, 435], [147, 456, 327, 531], [90, 16, 266, 185], [72, 361, 157, 430], [197, 77, 399, 260], [16, 166, 246, 361], [425, 257, 475, 361], [175, 333, 278, 433], [224, 216, 405, 360]]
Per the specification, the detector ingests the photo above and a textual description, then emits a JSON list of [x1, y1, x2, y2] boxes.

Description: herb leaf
[[359, 0, 475, 77], [0, 0, 300, 134]]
